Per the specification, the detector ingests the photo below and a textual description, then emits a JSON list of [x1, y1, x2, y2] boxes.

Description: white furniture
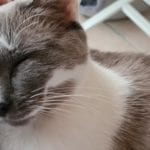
[[82, 0, 150, 37]]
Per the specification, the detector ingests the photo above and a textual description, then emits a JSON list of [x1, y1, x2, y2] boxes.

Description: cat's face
[[0, 0, 88, 126]]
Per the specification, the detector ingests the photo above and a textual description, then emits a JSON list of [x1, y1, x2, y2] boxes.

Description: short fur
[[0, 0, 150, 150], [91, 50, 150, 150]]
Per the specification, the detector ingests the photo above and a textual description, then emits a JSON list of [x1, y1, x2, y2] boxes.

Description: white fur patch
[[0, 2, 15, 13], [0, 35, 13, 50], [46, 60, 130, 150], [45, 64, 88, 88], [0, 0, 33, 50], [0, 0, 33, 14], [15, 0, 33, 6]]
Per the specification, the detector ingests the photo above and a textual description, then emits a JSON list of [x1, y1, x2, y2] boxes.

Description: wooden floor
[[80, 11, 150, 53]]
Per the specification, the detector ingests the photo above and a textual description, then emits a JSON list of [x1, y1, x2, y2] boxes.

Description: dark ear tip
[[35, 0, 78, 21], [67, 21, 82, 30]]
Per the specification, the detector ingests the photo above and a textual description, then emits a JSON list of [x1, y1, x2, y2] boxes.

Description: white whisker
[[31, 87, 45, 93], [15, 13, 44, 32], [14, 21, 39, 42]]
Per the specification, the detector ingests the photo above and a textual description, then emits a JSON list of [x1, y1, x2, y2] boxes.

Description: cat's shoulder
[[90, 50, 150, 150], [90, 49, 150, 74], [90, 49, 150, 67]]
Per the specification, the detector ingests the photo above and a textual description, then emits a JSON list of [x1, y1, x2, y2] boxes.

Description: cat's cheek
[[45, 63, 88, 89]]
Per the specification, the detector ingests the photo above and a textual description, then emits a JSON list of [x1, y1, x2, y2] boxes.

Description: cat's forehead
[[0, 0, 83, 52], [0, 1, 87, 68], [0, 35, 13, 50], [0, 9, 58, 52]]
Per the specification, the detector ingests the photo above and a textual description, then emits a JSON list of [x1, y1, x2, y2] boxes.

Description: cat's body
[[0, 54, 129, 150], [0, 0, 150, 150], [91, 50, 150, 150], [0, 50, 150, 150]]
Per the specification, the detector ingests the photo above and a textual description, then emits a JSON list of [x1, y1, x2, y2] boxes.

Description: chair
[[82, 0, 150, 36]]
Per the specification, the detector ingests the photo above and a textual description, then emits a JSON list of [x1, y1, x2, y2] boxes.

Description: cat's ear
[[52, 0, 79, 21], [60, 0, 79, 21], [35, 0, 79, 21]]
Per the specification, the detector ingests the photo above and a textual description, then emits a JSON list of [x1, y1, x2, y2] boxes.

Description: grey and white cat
[[0, 0, 150, 150]]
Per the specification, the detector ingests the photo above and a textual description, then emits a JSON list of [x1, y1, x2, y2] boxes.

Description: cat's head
[[0, 0, 88, 126]]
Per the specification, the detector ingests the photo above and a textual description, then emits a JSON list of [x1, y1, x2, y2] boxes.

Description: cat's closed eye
[[11, 55, 29, 74]]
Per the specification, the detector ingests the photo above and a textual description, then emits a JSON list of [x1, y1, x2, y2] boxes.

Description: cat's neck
[[40, 58, 130, 150], [71, 58, 130, 126], [75, 58, 130, 102], [0, 59, 130, 150]]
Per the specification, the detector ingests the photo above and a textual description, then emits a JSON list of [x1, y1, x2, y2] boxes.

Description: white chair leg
[[122, 3, 150, 36], [143, 0, 150, 5], [82, 0, 134, 31]]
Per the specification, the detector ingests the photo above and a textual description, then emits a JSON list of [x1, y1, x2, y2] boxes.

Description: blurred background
[[79, 0, 150, 53]]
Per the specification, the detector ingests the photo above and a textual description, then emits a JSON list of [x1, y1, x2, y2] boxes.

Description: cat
[[0, 0, 149, 150]]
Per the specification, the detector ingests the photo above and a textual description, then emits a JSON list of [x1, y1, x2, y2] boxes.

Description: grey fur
[[91, 50, 150, 150]]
